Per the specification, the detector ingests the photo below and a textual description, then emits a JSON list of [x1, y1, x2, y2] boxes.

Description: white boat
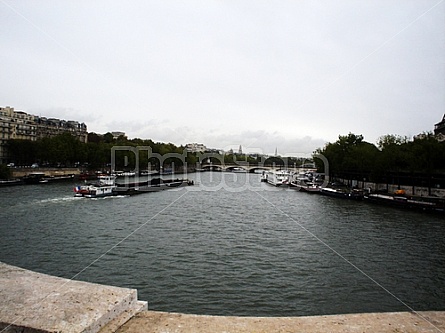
[[290, 172, 321, 193], [114, 171, 136, 177], [74, 175, 117, 198], [139, 170, 159, 176], [264, 170, 292, 186], [231, 167, 247, 173], [290, 180, 321, 193]]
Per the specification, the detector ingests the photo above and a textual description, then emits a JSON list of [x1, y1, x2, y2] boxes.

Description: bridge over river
[[198, 163, 317, 173]]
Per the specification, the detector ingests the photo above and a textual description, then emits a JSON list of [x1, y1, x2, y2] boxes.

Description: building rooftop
[[434, 114, 445, 135]]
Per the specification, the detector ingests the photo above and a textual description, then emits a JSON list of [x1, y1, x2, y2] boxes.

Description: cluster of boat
[[261, 170, 335, 194], [261, 169, 445, 213], [12, 173, 76, 185], [74, 174, 194, 198]]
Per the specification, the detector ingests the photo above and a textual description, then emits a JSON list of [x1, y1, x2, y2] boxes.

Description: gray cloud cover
[[1, 1, 444, 155]]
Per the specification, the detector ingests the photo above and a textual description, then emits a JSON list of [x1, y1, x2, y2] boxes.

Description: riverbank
[[11, 167, 81, 179], [1, 262, 444, 333]]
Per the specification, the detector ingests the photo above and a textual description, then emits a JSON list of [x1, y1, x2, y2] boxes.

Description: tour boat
[[264, 170, 292, 186], [74, 175, 117, 198]]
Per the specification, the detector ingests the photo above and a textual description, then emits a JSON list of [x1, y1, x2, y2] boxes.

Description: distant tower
[[238, 145, 243, 155], [274, 147, 278, 157]]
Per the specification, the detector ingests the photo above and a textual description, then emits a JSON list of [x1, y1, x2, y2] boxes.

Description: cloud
[[1, 1, 443, 156]]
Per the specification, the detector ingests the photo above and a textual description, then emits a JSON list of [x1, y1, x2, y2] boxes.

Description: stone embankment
[[11, 167, 81, 178], [1, 262, 444, 333]]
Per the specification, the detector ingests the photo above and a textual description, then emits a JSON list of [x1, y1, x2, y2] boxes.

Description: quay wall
[[12, 167, 81, 178]]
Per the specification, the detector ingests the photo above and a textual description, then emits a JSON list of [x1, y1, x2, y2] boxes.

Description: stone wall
[[12, 167, 81, 178]]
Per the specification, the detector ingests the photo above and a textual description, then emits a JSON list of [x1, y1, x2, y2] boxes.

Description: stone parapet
[[0, 262, 147, 333], [117, 310, 445, 333]]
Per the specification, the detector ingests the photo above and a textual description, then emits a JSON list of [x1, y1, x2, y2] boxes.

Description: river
[[0, 172, 444, 316]]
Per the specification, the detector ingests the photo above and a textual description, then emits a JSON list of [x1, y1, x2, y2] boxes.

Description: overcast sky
[[1, 1, 444, 156]]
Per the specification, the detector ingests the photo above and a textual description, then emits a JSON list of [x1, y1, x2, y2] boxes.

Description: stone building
[[0, 106, 87, 164], [34, 117, 87, 143], [434, 114, 445, 136], [185, 143, 207, 153]]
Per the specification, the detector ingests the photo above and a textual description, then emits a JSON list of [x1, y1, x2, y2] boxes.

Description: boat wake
[[38, 196, 81, 204], [89, 195, 129, 200]]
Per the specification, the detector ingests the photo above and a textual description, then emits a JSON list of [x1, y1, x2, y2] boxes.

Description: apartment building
[[185, 143, 207, 153], [0, 106, 87, 164]]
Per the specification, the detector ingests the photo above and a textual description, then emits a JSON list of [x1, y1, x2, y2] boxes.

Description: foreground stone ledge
[[0, 262, 147, 333], [117, 311, 445, 333]]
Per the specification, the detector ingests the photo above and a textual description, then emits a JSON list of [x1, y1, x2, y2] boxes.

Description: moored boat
[[364, 192, 445, 213], [23, 173, 49, 184], [319, 183, 364, 200], [0, 179, 23, 187], [290, 180, 321, 193], [264, 170, 292, 186], [114, 171, 136, 177], [289, 172, 321, 193]]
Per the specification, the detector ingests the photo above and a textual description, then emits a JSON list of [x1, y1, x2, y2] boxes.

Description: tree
[[0, 164, 11, 180], [7, 139, 37, 165], [87, 132, 103, 143], [316, 133, 378, 181], [103, 132, 114, 144], [377, 134, 409, 150]]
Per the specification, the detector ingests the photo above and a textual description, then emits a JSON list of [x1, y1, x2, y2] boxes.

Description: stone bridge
[[199, 164, 317, 173]]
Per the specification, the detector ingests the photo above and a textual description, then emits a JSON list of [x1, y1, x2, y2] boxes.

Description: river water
[[0, 172, 444, 316]]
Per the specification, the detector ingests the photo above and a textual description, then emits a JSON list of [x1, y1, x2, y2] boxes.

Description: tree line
[[5, 132, 307, 174], [315, 132, 445, 188], [6, 132, 188, 171], [4, 131, 444, 186]]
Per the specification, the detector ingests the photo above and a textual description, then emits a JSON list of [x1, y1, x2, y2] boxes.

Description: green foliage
[[6, 133, 193, 171], [316, 132, 445, 182], [0, 164, 12, 180], [264, 156, 285, 167], [7, 139, 37, 166], [377, 134, 409, 150]]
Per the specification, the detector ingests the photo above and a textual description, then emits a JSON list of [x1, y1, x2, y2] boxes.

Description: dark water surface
[[0, 172, 444, 316]]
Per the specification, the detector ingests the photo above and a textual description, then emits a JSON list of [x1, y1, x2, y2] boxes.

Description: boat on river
[[263, 170, 292, 186], [74, 175, 194, 197], [74, 175, 116, 198], [289, 172, 321, 193], [23, 173, 49, 184], [290, 179, 321, 193], [364, 192, 445, 213], [23, 173, 75, 184], [113, 178, 194, 195], [319, 182, 364, 200], [0, 179, 23, 187]]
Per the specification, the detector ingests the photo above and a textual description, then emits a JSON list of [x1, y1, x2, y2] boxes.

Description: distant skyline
[[1, 1, 444, 156]]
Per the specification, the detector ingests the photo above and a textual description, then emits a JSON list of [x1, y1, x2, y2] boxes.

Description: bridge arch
[[201, 164, 223, 171]]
